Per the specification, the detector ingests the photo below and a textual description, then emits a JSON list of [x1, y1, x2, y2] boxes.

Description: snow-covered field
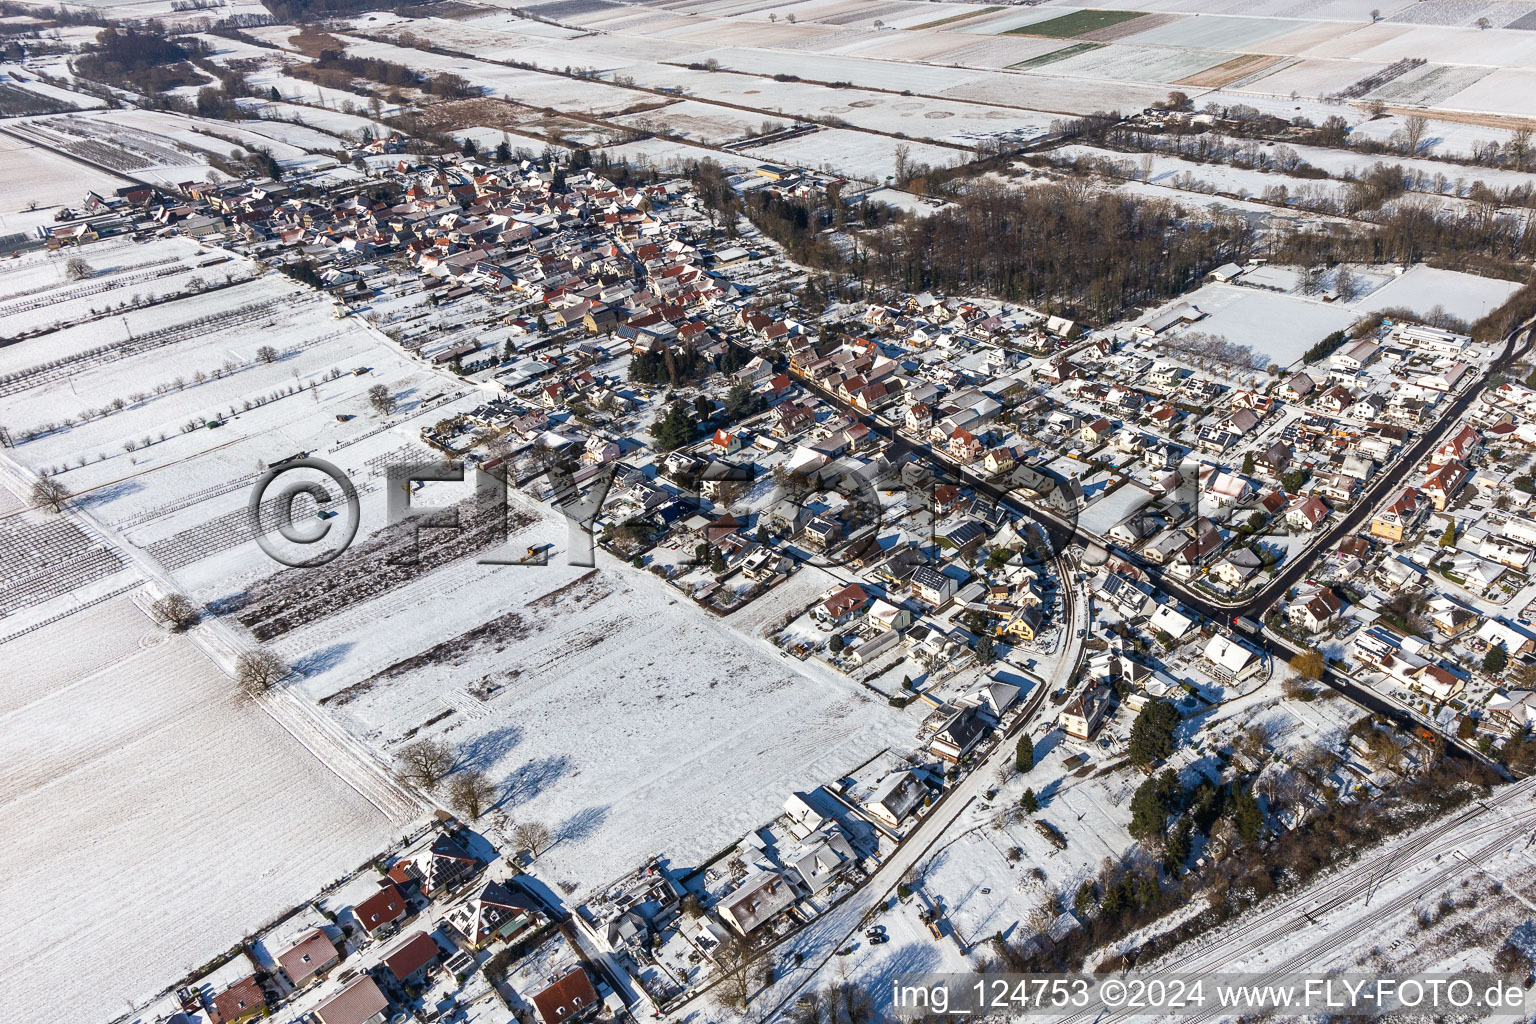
[[278, 509, 917, 898], [0, 132, 125, 235], [743, 128, 962, 181], [1347, 264, 1522, 323], [0, 594, 391, 1022], [1160, 283, 1360, 368]]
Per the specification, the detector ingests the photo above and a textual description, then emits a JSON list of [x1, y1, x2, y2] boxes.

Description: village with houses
[[8, 1, 1536, 1022]]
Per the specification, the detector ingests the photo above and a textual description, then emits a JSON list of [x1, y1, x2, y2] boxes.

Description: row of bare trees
[[395, 737, 552, 851]]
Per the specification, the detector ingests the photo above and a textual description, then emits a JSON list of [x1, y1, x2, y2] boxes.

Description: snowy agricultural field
[[0, 132, 125, 235], [682, 45, 989, 94], [0, 595, 392, 1022], [940, 71, 1169, 117], [1052, 144, 1351, 206], [1030, 42, 1235, 86], [604, 61, 1054, 148], [271, 503, 919, 899], [744, 128, 963, 181], [334, 33, 646, 116], [1346, 264, 1522, 323], [1436, 67, 1536, 120], [1162, 283, 1360, 369]]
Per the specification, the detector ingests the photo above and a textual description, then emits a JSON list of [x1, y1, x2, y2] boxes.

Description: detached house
[[531, 967, 601, 1024], [1371, 487, 1424, 542], [353, 883, 407, 940], [865, 771, 927, 826], [910, 566, 956, 609], [1287, 496, 1330, 532], [1288, 590, 1342, 633], [1059, 684, 1110, 740], [277, 929, 341, 990], [816, 583, 870, 626], [444, 880, 544, 949], [718, 871, 796, 935], [930, 707, 989, 763]]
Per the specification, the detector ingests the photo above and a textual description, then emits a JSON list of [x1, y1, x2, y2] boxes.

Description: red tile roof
[[381, 931, 441, 982], [277, 929, 339, 987], [531, 967, 599, 1024], [354, 882, 406, 934]]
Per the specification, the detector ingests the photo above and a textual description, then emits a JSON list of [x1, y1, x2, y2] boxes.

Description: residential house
[[910, 566, 956, 609], [531, 967, 601, 1024], [353, 883, 407, 940], [1371, 487, 1424, 542], [1288, 590, 1342, 633], [444, 880, 544, 949], [785, 828, 858, 894], [815, 583, 870, 626], [1059, 684, 1109, 740], [949, 428, 984, 464], [718, 870, 797, 935], [865, 771, 927, 826], [210, 977, 265, 1024], [381, 931, 441, 985], [930, 706, 989, 763], [997, 604, 1043, 642], [314, 976, 389, 1024], [277, 930, 340, 990], [1203, 634, 1262, 682], [1287, 496, 1331, 531], [1422, 460, 1468, 511]]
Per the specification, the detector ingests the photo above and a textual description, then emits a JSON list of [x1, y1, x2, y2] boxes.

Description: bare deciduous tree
[[256, 344, 280, 364], [398, 738, 456, 790], [449, 770, 497, 819], [153, 593, 202, 632], [514, 820, 552, 856], [65, 256, 93, 281], [367, 383, 397, 415], [31, 476, 71, 513], [1402, 114, 1429, 156], [235, 649, 288, 695], [713, 935, 765, 1011]]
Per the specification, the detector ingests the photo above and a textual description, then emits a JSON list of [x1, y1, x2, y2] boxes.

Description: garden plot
[[1164, 283, 1360, 368], [1346, 264, 1522, 323], [1277, 139, 1534, 194], [232, 99, 394, 141], [1311, 21, 1536, 65], [0, 70, 99, 110], [1234, 57, 1392, 100], [1052, 144, 1350, 207], [605, 135, 752, 170], [277, 513, 916, 896], [1393, 0, 1536, 27], [1344, 111, 1516, 156], [0, 597, 391, 1023], [744, 127, 961, 179], [869, 34, 1069, 68], [609, 62, 1051, 145]]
